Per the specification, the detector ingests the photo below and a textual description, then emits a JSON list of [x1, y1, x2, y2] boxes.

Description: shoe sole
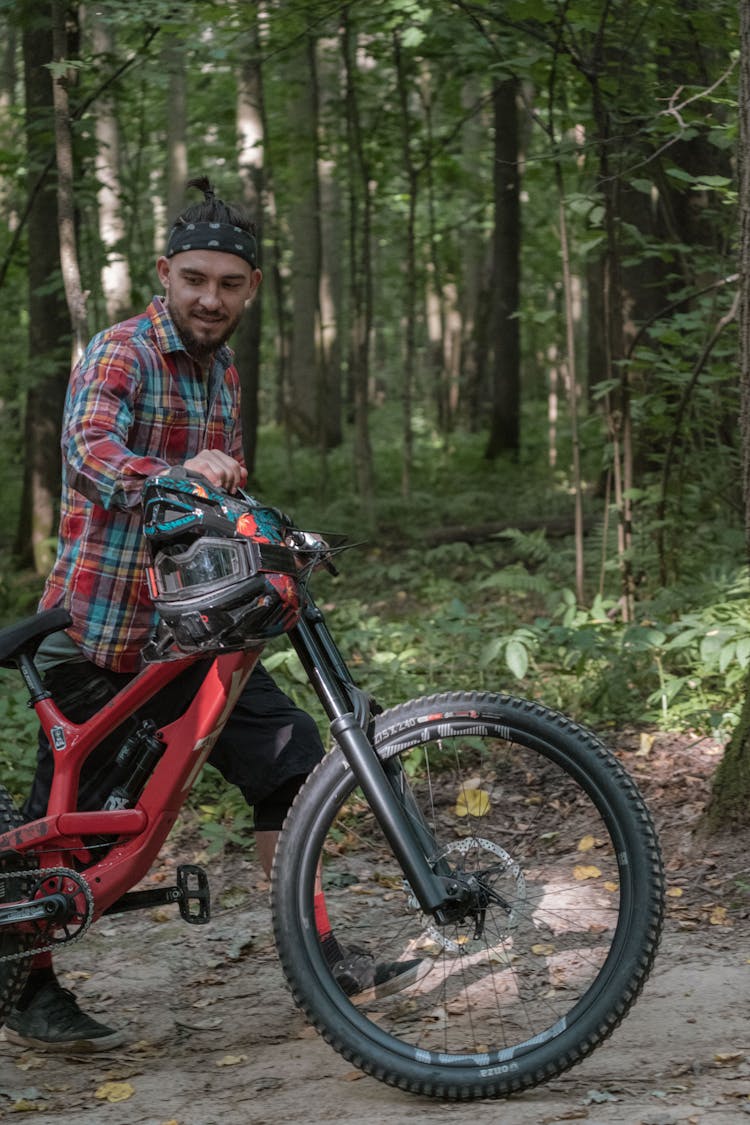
[[351, 958, 433, 1005], [3, 1026, 128, 1053]]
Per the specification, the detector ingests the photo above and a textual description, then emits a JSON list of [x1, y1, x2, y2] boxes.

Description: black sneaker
[[3, 980, 127, 1053], [332, 947, 429, 1004]]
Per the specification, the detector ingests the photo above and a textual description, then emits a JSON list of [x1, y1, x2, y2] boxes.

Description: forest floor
[[0, 729, 748, 1125]]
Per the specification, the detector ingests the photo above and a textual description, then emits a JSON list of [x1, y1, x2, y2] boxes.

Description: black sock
[[319, 931, 345, 969], [15, 966, 57, 1011]]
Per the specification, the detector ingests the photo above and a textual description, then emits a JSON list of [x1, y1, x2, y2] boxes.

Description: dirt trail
[[1, 732, 748, 1125]]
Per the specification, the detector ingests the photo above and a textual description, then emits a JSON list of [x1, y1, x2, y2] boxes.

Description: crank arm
[[0, 893, 70, 928]]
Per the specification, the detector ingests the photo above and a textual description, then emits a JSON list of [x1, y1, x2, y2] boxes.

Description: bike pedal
[[176, 863, 211, 924]]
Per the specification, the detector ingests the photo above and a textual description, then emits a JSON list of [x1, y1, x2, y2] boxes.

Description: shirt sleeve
[[226, 365, 246, 467], [62, 337, 171, 511]]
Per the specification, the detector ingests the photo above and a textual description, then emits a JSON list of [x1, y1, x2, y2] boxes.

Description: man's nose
[[199, 286, 221, 309]]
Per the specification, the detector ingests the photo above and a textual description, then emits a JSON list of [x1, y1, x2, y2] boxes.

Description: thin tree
[[235, 27, 265, 477], [707, 0, 750, 828], [91, 12, 131, 321], [15, 1, 70, 572], [484, 77, 521, 460], [163, 29, 188, 226], [51, 0, 88, 360], [341, 7, 375, 528], [393, 29, 418, 498]]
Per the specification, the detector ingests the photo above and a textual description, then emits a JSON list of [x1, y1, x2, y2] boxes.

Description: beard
[[169, 304, 244, 364]]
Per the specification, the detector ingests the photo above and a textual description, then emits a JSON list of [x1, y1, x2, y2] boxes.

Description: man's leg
[[211, 667, 426, 1002], [6, 659, 134, 1052], [6, 658, 209, 1053], [254, 831, 278, 879]]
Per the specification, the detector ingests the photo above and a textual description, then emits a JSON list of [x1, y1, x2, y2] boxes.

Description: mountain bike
[[0, 477, 664, 1101]]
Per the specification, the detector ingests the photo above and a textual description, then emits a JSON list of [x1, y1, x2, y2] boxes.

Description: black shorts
[[24, 658, 325, 829]]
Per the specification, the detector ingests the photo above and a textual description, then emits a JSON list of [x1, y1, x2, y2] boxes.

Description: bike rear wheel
[[0, 785, 35, 1021], [272, 691, 664, 1100]]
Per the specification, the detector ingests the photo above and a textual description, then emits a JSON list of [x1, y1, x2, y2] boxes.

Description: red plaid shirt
[[40, 296, 244, 672]]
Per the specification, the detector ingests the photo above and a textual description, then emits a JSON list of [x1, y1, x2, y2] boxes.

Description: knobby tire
[[272, 691, 665, 1100], [0, 785, 35, 1021]]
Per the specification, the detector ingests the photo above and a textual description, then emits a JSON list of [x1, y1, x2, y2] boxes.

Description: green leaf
[[480, 636, 505, 668], [665, 167, 696, 183], [505, 639, 529, 680]]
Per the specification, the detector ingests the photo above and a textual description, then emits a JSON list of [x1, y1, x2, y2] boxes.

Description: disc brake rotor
[[412, 836, 527, 954]]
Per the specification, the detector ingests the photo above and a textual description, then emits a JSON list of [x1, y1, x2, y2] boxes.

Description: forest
[[0, 0, 749, 827]]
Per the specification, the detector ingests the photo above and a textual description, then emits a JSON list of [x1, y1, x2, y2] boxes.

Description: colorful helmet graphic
[[141, 471, 302, 656]]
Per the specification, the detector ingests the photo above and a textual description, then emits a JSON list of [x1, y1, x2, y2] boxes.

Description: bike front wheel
[[272, 691, 664, 1100]]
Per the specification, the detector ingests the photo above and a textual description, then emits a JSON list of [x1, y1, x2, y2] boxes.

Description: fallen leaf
[[455, 787, 491, 818], [637, 732, 655, 757], [666, 887, 684, 898], [709, 905, 730, 925], [604, 881, 619, 892], [577, 834, 596, 852], [95, 1081, 135, 1103], [14, 1056, 45, 1072], [216, 1054, 247, 1067], [573, 864, 602, 881], [714, 1051, 746, 1065], [531, 943, 555, 956]]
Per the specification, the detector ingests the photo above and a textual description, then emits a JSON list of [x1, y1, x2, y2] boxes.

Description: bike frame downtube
[[289, 614, 450, 917]]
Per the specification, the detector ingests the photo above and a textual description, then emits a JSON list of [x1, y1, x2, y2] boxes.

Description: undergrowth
[[0, 417, 745, 847]]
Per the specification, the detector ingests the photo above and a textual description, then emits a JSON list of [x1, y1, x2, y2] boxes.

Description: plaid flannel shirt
[[39, 296, 244, 673]]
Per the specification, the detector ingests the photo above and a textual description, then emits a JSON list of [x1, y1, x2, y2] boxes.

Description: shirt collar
[[147, 295, 234, 369]]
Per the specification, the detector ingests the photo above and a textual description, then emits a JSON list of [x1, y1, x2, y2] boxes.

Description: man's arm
[[63, 338, 246, 508]]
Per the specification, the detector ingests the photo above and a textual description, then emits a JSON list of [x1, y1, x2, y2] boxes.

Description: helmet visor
[[152, 538, 256, 598]]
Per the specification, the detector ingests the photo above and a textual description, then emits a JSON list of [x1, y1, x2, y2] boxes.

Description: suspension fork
[[289, 608, 458, 920]]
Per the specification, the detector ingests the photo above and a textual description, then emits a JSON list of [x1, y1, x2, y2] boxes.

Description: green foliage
[[0, 0, 745, 832], [0, 421, 745, 838], [0, 679, 44, 804]]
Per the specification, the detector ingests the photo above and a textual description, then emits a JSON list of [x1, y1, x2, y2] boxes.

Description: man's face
[[156, 249, 261, 361]]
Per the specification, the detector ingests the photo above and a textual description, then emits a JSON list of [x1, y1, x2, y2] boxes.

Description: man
[[4, 178, 419, 1053]]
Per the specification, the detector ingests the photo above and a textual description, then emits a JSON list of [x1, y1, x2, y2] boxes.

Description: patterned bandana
[[165, 221, 257, 268]]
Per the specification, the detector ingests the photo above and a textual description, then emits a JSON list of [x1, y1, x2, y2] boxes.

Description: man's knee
[[253, 773, 309, 831]]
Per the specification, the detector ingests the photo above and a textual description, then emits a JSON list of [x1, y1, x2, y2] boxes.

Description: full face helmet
[[141, 471, 303, 658]]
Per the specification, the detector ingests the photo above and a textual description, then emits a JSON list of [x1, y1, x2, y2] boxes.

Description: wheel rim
[[284, 709, 657, 1074]]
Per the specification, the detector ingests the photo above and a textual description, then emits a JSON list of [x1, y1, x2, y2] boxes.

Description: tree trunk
[[15, 2, 71, 573], [317, 36, 343, 450], [235, 36, 264, 477], [341, 8, 375, 528], [393, 31, 417, 497], [485, 78, 521, 460], [459, 81, 491, 432], [0, 18, 16, 111], [91, 14, 131, 321], [707, 0, 750, 828], [163, 32, 187, 225], [51, 1, 87, 360], [285, 34, 323, 445]]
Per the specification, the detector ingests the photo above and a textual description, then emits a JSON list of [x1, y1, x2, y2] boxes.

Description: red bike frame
[[0, 598, 454, 939], [0, 648, 260, 919]]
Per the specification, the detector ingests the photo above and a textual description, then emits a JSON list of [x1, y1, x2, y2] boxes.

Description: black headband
[[165, 221, 257, 268]]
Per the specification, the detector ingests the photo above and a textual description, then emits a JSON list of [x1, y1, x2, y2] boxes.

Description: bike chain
[[0, 866, 95, 963]]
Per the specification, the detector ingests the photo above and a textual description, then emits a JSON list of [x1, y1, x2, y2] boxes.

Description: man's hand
[[183, 450, 248, 493]]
